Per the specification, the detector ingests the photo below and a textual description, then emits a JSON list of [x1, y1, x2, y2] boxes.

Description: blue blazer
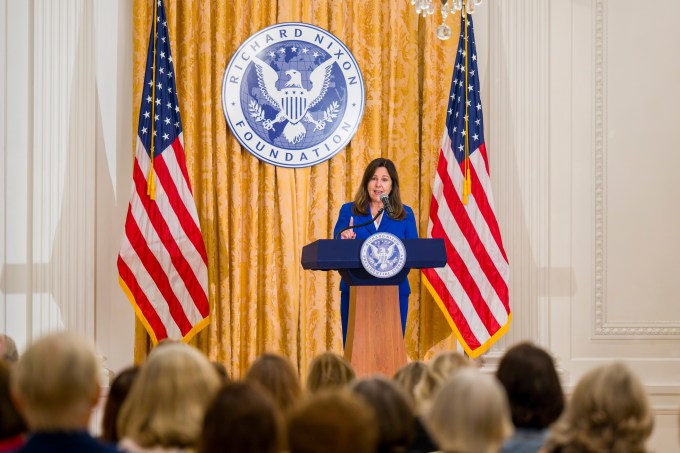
[[333, 202, 418, 295]]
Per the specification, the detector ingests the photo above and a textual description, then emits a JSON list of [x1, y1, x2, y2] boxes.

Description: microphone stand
[[335, 208, 384, 239]]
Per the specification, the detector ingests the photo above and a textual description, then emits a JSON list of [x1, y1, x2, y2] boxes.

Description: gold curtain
[[132, 0, 461, 378]]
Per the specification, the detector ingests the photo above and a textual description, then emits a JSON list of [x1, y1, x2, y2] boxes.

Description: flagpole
[[147, 0, 158, 200], [462, 3, 472, 205]]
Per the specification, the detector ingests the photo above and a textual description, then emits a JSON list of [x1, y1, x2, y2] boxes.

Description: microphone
[[380, 193, 395, 218]]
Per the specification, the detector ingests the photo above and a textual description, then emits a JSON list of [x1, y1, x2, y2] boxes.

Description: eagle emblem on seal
[[251, 55, 335, 144], [366, 243, 400, 271]]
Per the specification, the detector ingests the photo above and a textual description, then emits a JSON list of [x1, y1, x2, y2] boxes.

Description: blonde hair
[[427, 368, 512, 453], [306, 352, 355, 393], [117, 342, 221, 448], [544, 362, 653, 453], [393, 361, 440, 414], [11, 332, 99, 430], [0, 334, 18, 363], [429, 350, 471, 382]]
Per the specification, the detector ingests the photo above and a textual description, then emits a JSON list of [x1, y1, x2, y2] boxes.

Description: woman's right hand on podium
[[340, 216, 355, 239]]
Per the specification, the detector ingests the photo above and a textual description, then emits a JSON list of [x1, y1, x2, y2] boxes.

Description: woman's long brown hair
[[351, 158, 406, 220]]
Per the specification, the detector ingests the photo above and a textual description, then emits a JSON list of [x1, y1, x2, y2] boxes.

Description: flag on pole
[[421, 12, 511, 358], [117, 0, 210, 344]]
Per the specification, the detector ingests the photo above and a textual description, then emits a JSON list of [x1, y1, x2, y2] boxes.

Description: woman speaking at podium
[[333, 158, 418, 345]]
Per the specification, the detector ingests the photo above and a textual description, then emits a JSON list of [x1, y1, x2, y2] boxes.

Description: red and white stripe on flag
[[118, 0, 209, 344], [421, 12, 510, 358]]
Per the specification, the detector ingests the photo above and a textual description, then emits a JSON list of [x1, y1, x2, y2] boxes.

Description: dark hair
[[352, 158, 406, 220], [0, 360, 26, 439], [351, 377, 415, 453], [496, 342, 564, 429], [212, 361, 230, 382], [288, 389, 378, 453], [101, 366, 140, 442], [199, 382, 283, 453], [244, 353, 301, 414]]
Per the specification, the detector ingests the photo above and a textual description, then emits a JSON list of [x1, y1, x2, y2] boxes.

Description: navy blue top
[[16, 431, 121, 453], [500, 428, 548, 453]]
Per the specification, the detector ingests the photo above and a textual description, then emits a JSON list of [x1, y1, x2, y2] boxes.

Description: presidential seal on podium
[[360, 232, 407, 279]]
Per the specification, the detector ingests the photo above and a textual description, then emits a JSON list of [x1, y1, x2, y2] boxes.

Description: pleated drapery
[[132, 0, 461, 378]]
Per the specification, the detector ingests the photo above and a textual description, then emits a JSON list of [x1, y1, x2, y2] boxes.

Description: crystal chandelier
[[410, 0, 483, 40]]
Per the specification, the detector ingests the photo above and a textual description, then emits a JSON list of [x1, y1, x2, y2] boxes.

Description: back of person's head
[[427, 367, 512, 453], [199, 381, 282, 453], [117, 342, 221, 449], [288, 389, 378, 453], [393, 361, 440, 414], [306, 352, 355, 393], [428, 350, 471, 383], [0, 360, 26, 440], [245, 352, 301, 414], [351, 376, 415, 453], [212, 361, 230, 382], [544, 362, 653, 453], [10, 331, 99, 430], [100, 366, 140, 442], [496, 342, 564, 429], [0, 334, 18, 363]]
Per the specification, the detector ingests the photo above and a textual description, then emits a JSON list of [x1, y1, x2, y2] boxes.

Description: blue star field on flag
[[446, 13, 485, 165], [138, 0, 182, 157]]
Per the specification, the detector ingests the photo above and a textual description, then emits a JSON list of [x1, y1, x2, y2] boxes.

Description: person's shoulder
[[340, 202, 355, 211], [84, 434, 123, 453], [402, 204, 415, 215]]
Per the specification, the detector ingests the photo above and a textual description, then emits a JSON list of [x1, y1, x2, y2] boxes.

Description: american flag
[[421, 12, 511, 358], [117, 0, 210, 344]]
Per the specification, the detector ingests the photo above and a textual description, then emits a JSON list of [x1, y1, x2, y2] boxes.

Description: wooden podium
[[301, 238, 446, 377]]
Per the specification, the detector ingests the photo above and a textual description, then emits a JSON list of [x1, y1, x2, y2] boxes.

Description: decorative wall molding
[[593, 0, 680, 338]]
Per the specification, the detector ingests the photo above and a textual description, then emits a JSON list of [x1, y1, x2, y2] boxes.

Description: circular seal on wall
[[222, 22, 365, 168], [360, 232, 407, 279]]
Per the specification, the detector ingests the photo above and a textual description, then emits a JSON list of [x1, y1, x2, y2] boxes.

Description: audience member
[[0, 335, 18, 364], [199, 381, 282, 453], [117, 342, 221, 452], [393, 362, 440, 452], [288, 389, 378, 453], [542, 362, 653, 453], [100, 366, 140, 443], [351, 376, 415, 453], [212, 361, 230, 382], [393, 361, 440, 413], [0, 360, 26, 452], [496, 342, 564, 453], [427, 367, 512, 453], [428, 350, 470, 383], [305, 352, 355, 393], [10, 332, 120, 452], [245, 353, 302, 414]]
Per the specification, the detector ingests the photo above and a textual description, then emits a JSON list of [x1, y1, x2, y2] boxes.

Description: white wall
[[1, 0, 679, 449], [93, 0, 135, 377], [474, 0, 680, 450]]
